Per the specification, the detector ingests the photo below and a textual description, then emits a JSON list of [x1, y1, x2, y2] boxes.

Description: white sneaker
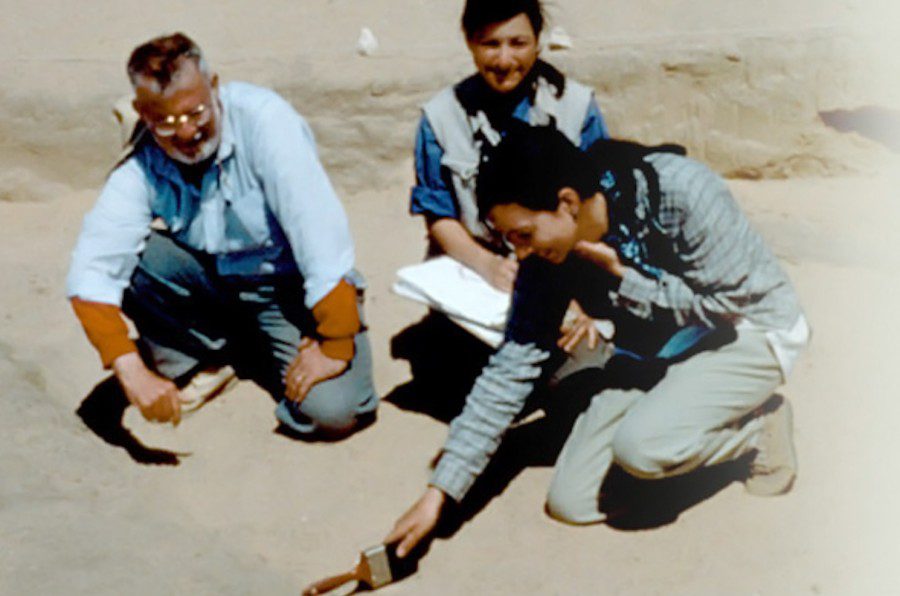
[[745, 396, 797, 496], [179, 365, 238, 413]]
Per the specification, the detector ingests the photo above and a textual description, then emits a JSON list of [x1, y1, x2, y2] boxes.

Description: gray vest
[[422, 76, 594, 242]]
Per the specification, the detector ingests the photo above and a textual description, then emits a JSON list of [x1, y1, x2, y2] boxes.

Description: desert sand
[[2, 1, 900, 594]]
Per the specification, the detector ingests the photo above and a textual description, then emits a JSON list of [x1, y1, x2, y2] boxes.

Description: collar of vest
[[453, 60, 567, 120]]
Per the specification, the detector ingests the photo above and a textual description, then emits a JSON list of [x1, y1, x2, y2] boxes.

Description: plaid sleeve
[[430, 341, 549, 501], [613, 155, 761, 327]]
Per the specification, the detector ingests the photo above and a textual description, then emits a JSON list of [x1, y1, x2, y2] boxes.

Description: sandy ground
[[2, 160, 900, 594], [3, 1, 900, 594]]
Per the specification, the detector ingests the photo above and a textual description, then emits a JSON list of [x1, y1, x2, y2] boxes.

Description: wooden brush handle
[[301, 567, 360, 596]]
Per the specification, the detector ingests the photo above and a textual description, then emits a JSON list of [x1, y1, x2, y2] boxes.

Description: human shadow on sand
[[388, 314, 748, 541], [387, 312, 495, 423], [76, 376, 182, 465]]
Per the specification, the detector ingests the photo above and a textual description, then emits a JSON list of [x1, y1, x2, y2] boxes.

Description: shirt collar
[[214, 84, 236, 163]]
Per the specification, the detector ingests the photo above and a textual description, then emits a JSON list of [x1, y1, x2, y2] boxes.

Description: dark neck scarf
[[588, 140, 688, 280], [599, 168, 665, 280], [454, 60, 567, 129]]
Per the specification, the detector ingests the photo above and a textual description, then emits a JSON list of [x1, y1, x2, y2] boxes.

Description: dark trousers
[[122, 232, 377, 437]]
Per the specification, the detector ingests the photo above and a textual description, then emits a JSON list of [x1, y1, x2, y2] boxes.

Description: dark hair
[[127, 32, 208, 89], [462, 0, 545, 39], [476, 123, 598, 217], [477, 123, 691, 223]]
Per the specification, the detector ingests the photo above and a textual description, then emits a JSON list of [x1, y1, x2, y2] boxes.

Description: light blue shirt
[[67, 81, 355, 310]]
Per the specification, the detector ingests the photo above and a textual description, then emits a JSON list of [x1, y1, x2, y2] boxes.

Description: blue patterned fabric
[[598, 169, 665, 281]]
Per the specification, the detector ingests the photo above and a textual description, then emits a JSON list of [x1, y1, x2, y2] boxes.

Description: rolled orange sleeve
[[70, 298, 137, 368], [311, 280, 360, 362]]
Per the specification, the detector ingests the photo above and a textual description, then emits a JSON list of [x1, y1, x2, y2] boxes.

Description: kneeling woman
[[411, 0, 608, 293], [388, 124, 809, 552]]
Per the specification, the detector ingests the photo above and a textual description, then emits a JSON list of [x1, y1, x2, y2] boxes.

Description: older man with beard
[[67, 33, 376, 439]]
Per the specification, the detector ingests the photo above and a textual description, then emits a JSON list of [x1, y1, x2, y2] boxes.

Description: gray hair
[[126, 32, 212, 93]]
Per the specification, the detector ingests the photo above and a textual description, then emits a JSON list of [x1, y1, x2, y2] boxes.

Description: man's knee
[[292, 375, 376, 438], [124, 239, 202, 321], [135, 232, 206, 283], [300, 392, 360, 435]]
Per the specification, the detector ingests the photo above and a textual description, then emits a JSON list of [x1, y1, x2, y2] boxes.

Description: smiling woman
[[464, 8, 541, 94], [408, 0, 610, 294]]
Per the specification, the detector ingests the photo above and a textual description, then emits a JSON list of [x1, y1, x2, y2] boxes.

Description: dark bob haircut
[[462, 0, 545, 39], [476, 123, 598, 218]]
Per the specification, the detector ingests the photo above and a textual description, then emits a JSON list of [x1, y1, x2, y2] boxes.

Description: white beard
[[168, 100, 222, 165], [169, 132, 219, 165]]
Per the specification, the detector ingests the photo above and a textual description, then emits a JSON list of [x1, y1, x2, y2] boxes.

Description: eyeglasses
[[149, 103, 212, 137]]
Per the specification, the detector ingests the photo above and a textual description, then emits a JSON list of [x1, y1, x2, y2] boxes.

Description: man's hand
[[385, 486, 446, 558], [559, 300, 600, 353], [573, 240, 625, 278], [112, 352, 181, 425], [479, 253, 518, 293], [284, 338, 348, 403]]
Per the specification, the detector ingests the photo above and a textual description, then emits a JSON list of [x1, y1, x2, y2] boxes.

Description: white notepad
[[392, 256, 616, 347], [392, 256, 511, 347]]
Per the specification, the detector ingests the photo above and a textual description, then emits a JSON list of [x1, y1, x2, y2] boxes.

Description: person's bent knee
[[301, 400, 359, 437], [135, 232, 206, 283], [545, 493, 596, 525], [300, 385, 375, 439], [545, 483, 604, 525]]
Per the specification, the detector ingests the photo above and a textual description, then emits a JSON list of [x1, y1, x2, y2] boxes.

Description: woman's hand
[[385, 487, 446, 558], [558, 300, 600, 353], [427, 218, 518, 293], [480, 253, 518, 293]]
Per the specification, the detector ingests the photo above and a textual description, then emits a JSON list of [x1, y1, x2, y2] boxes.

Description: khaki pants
[[545, 327, 783, 524]]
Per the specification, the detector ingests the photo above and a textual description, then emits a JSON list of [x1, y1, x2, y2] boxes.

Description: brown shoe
[[745, 396, 797, 496]]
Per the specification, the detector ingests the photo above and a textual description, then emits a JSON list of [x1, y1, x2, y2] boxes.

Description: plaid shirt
[[430, 152, 804, 501]]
